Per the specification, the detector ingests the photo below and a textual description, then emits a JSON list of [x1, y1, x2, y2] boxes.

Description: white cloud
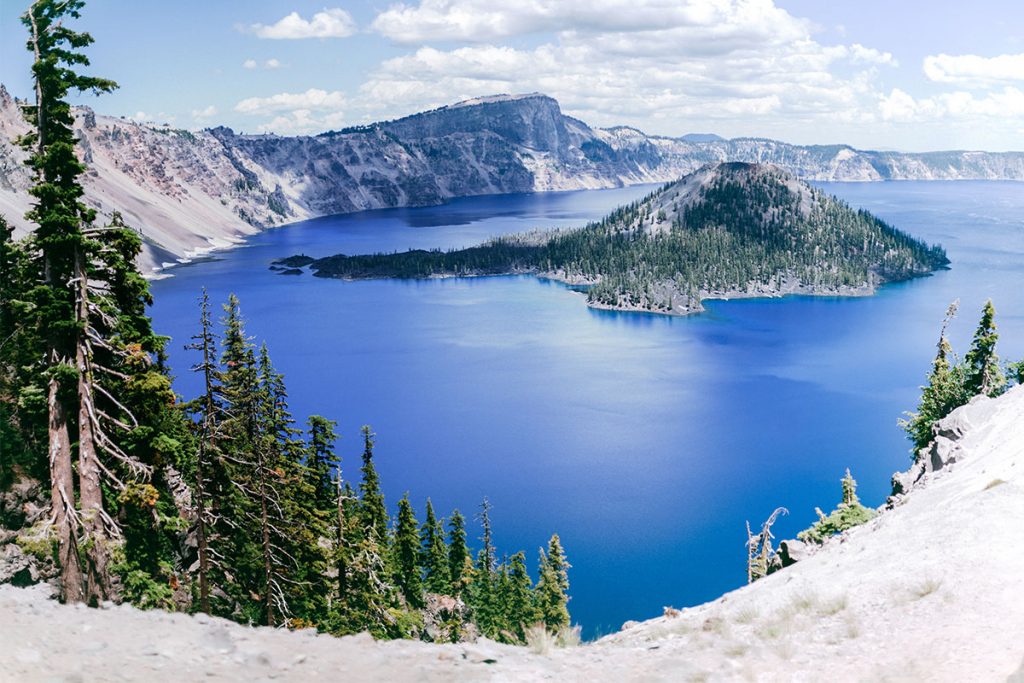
[[243, 58, 283, 70], [355, 1, 894, 136], [372, 0, 813, 45], [249, 9, 356, 40], [235, 88, 347, 115], [191, 105, 218, 120], [924, 53, 1024, 87], [879, 86, 1024, 123], [254, 110, 349, 135]]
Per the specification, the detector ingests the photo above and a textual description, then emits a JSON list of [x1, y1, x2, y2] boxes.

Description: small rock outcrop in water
[[2, 85, 1024, 275], [2, 388, 1022, 681]]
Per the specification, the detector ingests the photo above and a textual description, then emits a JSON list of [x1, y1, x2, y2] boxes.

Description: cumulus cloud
[[243, 58, 283, 70], [879, 86, 1024, 123], [924, 53, 1024, 87], [234, 88, 348, 134], [371, 0, 810, 45], [191, 105, 218, 120], [235, 88, 347, 115], [249, 8, 355, 39], [355, 0, 894, 136]]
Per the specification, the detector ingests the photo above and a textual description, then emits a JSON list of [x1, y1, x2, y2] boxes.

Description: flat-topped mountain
[[0, 84, 1015, 273], [300, 162, 949, 315]]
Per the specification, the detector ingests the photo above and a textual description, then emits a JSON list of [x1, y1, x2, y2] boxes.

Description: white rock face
[[2, 387, 1023, 681]]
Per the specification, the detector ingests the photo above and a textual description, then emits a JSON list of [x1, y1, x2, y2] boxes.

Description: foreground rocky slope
[[3, 85, 1024, 275], [3, 387, 1023, 681]]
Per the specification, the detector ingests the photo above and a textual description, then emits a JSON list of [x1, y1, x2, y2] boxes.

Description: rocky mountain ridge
[[3, 84, 1024, 274]]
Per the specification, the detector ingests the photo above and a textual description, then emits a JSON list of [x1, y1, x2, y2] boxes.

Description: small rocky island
[[286, 163, 949, 315]]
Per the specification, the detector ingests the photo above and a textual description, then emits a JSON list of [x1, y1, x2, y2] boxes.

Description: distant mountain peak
[[443, 93, 552, 110]]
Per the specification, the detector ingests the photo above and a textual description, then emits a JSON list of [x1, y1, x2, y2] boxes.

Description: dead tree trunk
[[257, 445, 274, 627], [75, 251, 112, 604]]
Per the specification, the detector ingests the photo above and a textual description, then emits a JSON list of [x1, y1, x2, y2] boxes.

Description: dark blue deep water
[[149, 181, 1024, 639]]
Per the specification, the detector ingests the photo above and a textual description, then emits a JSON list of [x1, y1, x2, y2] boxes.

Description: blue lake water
[[149, 181, 1024, 639]]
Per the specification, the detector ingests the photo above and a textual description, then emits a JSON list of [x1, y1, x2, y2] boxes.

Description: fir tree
[[307, 415, 339, 512], [964, 299, 1005, 397], [468, 498, 500, 637], [447, 510, 471, 596], [535, 534, 571, 631], [503, 551, 539, 642], [19, 0, 117, 604], [900, 301, 970, 452], [184, 288, 222, 613], [358, 425, 388, 543], [392, 493, 424, 609], [420, 499, 450, 594]]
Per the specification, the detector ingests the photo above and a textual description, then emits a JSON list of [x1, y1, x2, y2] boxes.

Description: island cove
[[277, 163, 949, 316]]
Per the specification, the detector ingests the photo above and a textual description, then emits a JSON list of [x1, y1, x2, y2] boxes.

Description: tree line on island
[[0, 0, 572, 646], [291, 163, 949, 314]]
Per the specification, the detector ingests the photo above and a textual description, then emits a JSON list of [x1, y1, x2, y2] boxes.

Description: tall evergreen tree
[[184, 288, 222, 613], [535, 534, 571, 631], [358, 425, 388, 543], [469, 498, 500, 636], [503, 551, 539, 642], [901, 301, 970, 452], [392, 493, 424, 609], [420, 499, 450, 594], [447, 510, 471, 596], [307, 415, 339, 512], [964, 299, 1005, 397], [19, 0, 117, 604]]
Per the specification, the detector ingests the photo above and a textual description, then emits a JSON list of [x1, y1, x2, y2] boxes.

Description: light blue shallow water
[[149, 181, 1024, 638]]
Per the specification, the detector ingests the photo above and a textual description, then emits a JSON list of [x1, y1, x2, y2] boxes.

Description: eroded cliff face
[[4, 85, 1024, 274]]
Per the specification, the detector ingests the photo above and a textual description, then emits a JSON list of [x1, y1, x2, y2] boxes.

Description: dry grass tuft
[[910, 578, 942, 600], [732, 606, 759, 624]]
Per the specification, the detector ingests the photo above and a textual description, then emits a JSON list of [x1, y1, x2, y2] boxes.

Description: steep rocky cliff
[[3, 84, 1024, 274]]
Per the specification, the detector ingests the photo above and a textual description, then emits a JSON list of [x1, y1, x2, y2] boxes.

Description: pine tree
[[447, 510, 470, 596], [535, 534, 571, 631], [503, 551, 538, 642], [19, 0, 117, 604], [420, 499, 450, 594], [307, 415, 339, 513], [358, 425, 388, 543], [0, 215, 42, 487], [468, 498, 500, 636], [964, 299, 1005, 397], [392, 493, 424, 609], [900, 301, 970, 452], [184, 288, 222, 613]]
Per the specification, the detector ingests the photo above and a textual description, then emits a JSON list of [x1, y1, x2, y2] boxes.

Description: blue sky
[[2, 1, 1024, 151]]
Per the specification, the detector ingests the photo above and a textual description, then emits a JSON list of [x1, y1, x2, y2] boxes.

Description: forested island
[[291, 163, 949, 315]]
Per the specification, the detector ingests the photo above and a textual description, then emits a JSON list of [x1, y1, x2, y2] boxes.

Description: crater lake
[[149, 180, 1024, 639]]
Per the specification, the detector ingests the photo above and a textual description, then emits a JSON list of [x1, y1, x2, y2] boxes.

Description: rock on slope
[[3, 388, 1023, 682]]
